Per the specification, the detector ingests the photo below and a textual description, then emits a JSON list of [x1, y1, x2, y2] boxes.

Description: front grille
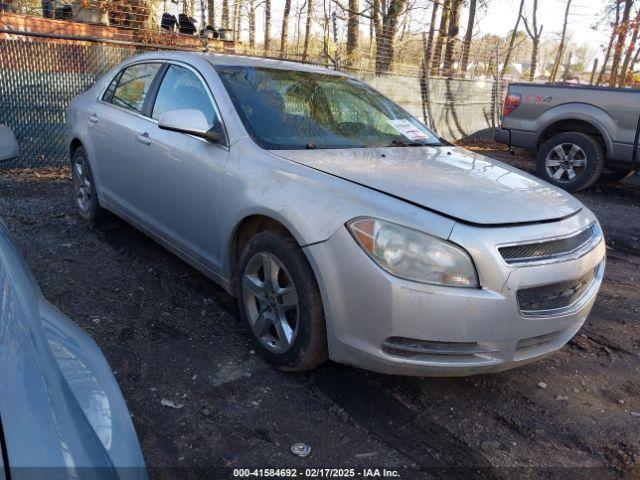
[[517, 268, 597, 316], [500, 225, 597, 265]]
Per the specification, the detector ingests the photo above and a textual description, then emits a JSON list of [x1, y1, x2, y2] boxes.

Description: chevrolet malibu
[[66, 52, 606, 376]]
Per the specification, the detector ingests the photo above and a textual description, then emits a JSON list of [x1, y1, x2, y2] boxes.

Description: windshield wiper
[[388, 139, 435, 147]]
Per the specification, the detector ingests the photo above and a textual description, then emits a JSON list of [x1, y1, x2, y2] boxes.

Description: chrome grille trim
[[499, 224, 602, 266], [382, 337, 499, 356], [517, 262, 604, 317]]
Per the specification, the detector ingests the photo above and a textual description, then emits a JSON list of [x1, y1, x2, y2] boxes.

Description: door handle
[[89, 113, 98, 123], [135, 132, 152, 145]]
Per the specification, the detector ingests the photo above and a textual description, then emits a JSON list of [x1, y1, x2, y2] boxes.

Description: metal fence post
[[492, 44, 499, 130]]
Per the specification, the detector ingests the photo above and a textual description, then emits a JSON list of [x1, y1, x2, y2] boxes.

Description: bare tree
[[248, 0, 256, 49], [207, 0, 216, 27], [597, 0, 621, 85], [222, 0, 230, 28], [374, 0, 411, 73], [617, 5, 640, 86], [500, 0, 525, 78], [424, 0, 440, 67], [281, 0, 293, 55], [347, 0, 360, 59], [303, 0, 314, 60], [431, 0, 451, 74], [549, 0, 572, 82], [233, 0, 243, 41], [264, 0, 271, 51], [521, 0, 543, 81], [609, 0, 633, 85], [443, 0, 463, 77], [459, 0, 477, 76]]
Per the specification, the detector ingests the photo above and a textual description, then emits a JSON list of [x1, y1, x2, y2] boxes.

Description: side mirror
[[0, 125, 18, 163], [158, 109, 222, 143]]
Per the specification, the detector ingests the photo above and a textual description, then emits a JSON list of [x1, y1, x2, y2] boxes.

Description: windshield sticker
[[386, 119, 434, 141]]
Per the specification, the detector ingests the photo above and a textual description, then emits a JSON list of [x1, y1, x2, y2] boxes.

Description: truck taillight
[[502, 94, 521, 116]]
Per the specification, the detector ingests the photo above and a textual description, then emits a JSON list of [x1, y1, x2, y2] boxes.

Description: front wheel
[[236, 230, 328, 371], [536, 132, 605, 192]]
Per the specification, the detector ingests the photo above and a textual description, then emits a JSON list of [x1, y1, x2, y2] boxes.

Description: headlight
[[347, 218, 479, 287]]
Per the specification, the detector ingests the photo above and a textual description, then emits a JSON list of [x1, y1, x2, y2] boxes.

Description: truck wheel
[[536, 132, 604, 192], [597, 167, 636, 184], [236, 230, 328, 372]]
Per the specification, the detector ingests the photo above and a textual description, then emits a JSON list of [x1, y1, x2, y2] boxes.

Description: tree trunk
[[521, 0, 543, 81], [372, 0, 382, 48], [529, 39, 539, 81], [347, 0, 359, 59], [424, 1, 439, 68], [222, 0, 230, 28], [248, 0, 255, 49], [280, 0, 292, 55], [442, 0, 462, 77], [500, 0, 524, 78], [549, 0, 572, 82], [233, 0, 242, 41], [609, 0, 633, 85], [303, 0, 313, 60], [596, 0, 620, 85], [264, 0, 271, 51], [618, 7, 640, 86], [459, 0, 476, 76], [207, 0, 215, 27], [431, 0, 450, 75], [374, 0, 409, 74]]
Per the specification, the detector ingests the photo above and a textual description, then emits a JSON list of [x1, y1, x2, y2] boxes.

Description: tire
[[236, 230, 328, 371], [597, 167, 636, 184], [536, 132, 605, 192], [71, 146, 104, 222]]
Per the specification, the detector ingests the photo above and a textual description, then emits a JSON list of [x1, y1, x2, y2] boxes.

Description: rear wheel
[[236, 230, 327, 371], [536, 132, 605, 192], [72, 146, 104, 221]]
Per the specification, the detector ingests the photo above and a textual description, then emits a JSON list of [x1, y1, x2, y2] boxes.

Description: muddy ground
[[0, 142, 639, 479]]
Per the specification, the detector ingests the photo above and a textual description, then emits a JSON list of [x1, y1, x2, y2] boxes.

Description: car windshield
[[215, 65, 442, 150]]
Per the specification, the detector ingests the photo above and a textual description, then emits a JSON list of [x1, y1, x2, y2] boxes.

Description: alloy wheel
[[545, 143, 587, 183], [242, 252, 299, 353], [73, 157, 92, 213]]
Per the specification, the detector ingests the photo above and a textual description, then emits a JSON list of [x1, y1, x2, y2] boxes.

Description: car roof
[[124, 51, 347, 77]]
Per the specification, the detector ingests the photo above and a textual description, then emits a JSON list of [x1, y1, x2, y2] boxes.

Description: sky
[[471, 0, 610, 51]]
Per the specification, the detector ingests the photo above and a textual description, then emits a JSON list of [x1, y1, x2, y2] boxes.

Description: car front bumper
[[305, 210, 605, 376]]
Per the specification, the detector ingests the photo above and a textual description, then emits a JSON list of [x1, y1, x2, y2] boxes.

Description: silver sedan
[[66, 52, 606, 376]]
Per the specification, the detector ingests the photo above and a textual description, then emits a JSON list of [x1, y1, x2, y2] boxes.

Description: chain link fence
[[0, 25, 506, 167]]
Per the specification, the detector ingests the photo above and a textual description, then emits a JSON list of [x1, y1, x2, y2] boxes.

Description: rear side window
[[102, 71, 121, 103], [104, 63, 161, 114], [151, 65, 216, 125]]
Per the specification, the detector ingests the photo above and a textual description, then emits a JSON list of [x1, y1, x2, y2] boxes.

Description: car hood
[[271, 145, 582, 225]]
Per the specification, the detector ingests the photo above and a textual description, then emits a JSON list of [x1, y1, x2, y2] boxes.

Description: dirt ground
[[1, 142, 639, 479]]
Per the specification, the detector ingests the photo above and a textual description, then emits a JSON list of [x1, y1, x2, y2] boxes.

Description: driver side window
[[152, 65, 218, 128]]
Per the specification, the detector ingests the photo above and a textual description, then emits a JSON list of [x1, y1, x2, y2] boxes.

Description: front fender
[[217, 139, 456, 281]]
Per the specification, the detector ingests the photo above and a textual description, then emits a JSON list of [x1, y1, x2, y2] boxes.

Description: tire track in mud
[[310, 364, 497, 478]]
